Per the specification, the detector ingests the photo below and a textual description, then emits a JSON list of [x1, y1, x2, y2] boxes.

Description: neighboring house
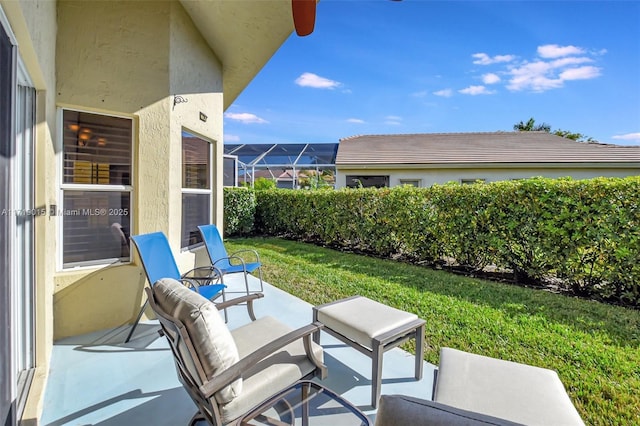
[[0, 1, 294, 424], [335, 132, 640, 188]]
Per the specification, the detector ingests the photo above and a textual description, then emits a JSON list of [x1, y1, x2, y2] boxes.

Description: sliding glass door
[[1, 9, 36, 425], [0, 13, 15, 426]]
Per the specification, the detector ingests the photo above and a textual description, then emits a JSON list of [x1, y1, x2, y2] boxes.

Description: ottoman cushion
[[375, 394, 522, 426], [315, 296, 419, 349], [434, 347, 584, 426]]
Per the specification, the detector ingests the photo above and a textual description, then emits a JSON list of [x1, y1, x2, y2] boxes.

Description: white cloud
[[295, 72, 341, 89], [433, 89, 453, 98], [482, 73, 501, 84], [507, 61, 562, 91], [559, 66, 602, 81], [466, 43, 604, 93], [612, 132, 640, 140], [538, 44, 585, 58], [224, 134, 240, 142], [412, 90, 429, 98], [472, 53, 515, 65], [550, 57, 593, 68], [612, 133, 640, 142], [347, 118, 365, 124], [224, 112, 268, 124], [506, 55, 602, 92], [459, 85, 495, 95], [384, 115, 403, 125]]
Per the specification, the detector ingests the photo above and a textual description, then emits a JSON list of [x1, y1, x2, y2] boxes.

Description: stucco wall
[[168, 0, 224, 266], [53, 0, 224, 339], [336, 166, 640, 188]]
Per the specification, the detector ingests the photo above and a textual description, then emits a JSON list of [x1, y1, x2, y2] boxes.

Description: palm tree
[[513, 118, 551, 132]]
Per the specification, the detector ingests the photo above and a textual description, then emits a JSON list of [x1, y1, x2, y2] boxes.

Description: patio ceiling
[[179, 0, 295, 109]]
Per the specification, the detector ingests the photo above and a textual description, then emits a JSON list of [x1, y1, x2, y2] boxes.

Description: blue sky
[[223, 0, 640, 146]]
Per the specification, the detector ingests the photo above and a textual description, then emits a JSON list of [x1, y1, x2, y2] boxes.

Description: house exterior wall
[[3, 1, 228, 423], [53, 0, 224, 337], [336, 165, 640, 188]]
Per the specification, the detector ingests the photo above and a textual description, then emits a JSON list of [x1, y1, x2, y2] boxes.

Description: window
[[182, 130, 212, 248], [461, 178, 486, 185], [223, 154, 237, 187], [399, 179, 421, 187], [61, 110, 132, 268], [346, 175, 389, 188]]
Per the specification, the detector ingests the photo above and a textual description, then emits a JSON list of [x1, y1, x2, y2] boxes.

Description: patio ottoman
[[433, 347, 585, 425], [312, 295, 426, 408]]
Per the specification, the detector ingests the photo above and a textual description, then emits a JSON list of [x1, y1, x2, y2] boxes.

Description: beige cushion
[[219, 316, 324, 424], [315, 296, 419, 349], [153, 278, 241, 404], [375, 395, 523, 426], [435, 347, 584, 426]]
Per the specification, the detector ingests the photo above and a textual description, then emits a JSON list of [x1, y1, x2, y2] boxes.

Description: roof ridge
[[339, 131, 552, 141]]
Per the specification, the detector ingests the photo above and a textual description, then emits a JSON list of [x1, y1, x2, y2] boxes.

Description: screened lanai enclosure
[[224, 143, 338, 189]]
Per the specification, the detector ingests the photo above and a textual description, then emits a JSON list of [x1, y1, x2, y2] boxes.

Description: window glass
[[182, 133, 210, 189], [61, 110, 132, 268], [400, 179, 421, 187], [461, 178, 486, 185], [62, 191, 131, 265], [223, 155, 237, 187], [181, 131, 212, 248], [181, 193, 210, 248], [346, 175, 389, 188]]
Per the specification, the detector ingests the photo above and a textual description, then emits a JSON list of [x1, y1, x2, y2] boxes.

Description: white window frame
[[223, 154, 238, 187], [181, 129, 213, 250], [57, 108, 134, 270]]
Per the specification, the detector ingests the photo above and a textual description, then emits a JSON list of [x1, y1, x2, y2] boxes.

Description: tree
[[513, 118, 595, 143], [253, 177, 277, 190], [513, 117, 551, 132], [552, 129, 595, 143]]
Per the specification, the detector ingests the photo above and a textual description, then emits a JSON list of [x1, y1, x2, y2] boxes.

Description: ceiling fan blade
[[292, 0, 316, 36]]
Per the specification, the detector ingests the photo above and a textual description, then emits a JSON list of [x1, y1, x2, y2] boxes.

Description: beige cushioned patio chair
[[146, 278, 327, 426]]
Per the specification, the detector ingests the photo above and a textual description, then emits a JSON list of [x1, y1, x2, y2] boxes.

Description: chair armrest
[[229, 249, 261, 264], [216, 255, 247, 269], [199, 322, 327, 397], [215, 293, 264, 321]]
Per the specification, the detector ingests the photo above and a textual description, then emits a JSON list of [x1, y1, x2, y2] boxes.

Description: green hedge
[[253, 177, 640, 306], [223, 187, 256, 236]]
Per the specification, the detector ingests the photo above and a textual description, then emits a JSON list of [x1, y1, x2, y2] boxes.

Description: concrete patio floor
[[40, 275, 437, 425]]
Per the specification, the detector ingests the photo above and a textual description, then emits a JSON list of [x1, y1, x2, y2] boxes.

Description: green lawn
[[227, 237, 640, 426]]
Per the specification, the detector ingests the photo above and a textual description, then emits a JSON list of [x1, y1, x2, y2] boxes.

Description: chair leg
[[188, 411, 206, 426], [372, 340, 384, 408], [415, 324, 425, 380], [301, 381, 310, 426], [257, 267, 264, 292], [312, 309, 321, 344], [242, 270, 250, 296], [220, 288, 228, 323], [125, 298, 149, 343]]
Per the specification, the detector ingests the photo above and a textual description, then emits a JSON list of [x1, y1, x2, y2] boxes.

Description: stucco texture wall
[[53, 0, 224, 340], [336, 166, 640, 188]]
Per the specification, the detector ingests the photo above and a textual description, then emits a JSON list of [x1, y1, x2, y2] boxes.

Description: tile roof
[[335, 132, 640, 166]]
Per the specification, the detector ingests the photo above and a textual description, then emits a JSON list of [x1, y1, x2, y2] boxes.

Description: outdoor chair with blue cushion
[[198, 224, 264, 295], [146, 277, 326, 426], [125, 231, 226, 343]]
